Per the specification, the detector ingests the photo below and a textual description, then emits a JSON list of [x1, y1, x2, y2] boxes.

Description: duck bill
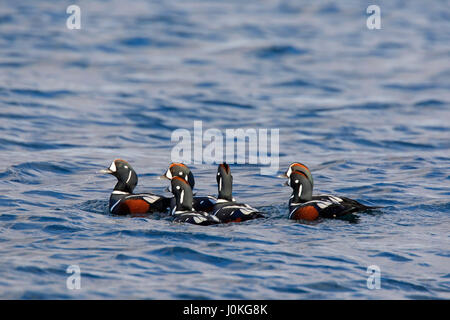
[[158, 174, 170, 180], [99, 169, 113, 174], [277, 172, 288, 178]]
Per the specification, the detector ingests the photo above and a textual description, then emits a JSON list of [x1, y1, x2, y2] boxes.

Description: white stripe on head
[[180, 190, 184, 204], [298, 184, 303, 198], [126, 171, 132, 183], [109, 161, 117, 173], [219, 177, 222, 191]]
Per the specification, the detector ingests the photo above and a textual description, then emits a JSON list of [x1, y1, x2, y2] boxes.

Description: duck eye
[[176, 186, 180, 190], [217, 173, 220, 176], [179, 171, 183, 176], [295, 180, 299, 184]]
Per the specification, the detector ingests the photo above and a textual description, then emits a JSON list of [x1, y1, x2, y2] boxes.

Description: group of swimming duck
[[100, 159, 378, 225]]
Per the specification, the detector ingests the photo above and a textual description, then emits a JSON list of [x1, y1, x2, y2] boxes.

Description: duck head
[[168, 176, 194, 213], [287, 169, 313, 203], [161, 163, 195, 190], [279, 162, 314, 187], [100, 159, 138, 193]]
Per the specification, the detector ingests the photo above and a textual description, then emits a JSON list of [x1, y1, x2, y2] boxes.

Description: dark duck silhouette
[[161, 162, 216, 212], [168, 176, 220, 226], [100, 159, 170, 215], [280, 162, 379, 221], [210, 163, 264, 223]]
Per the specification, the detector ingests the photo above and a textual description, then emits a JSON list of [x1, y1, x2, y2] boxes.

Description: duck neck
[[114, 181, 133, 193], [291, 183, 312, 203], [218, 175, 233, 201], [175, 186, 193, 212]]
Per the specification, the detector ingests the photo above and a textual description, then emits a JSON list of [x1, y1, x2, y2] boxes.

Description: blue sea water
[[0, 0, 449, 299]]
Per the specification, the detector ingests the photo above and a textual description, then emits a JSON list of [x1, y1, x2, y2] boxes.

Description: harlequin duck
[[211, 163, 264, 223], [161, 163, 216, 212], [168, 176, 220, 226], [280, 162, 379, 221], [100, 159, 170, 215]]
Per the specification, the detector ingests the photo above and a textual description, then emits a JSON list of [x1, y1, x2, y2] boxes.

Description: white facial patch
[[109, 161, 117, 173], [219, 177, 222, 191], [180, 190, 184, 204], [298, 185, 303, 198], [286, 166, 292, 177], [165, 168, 173, 179]]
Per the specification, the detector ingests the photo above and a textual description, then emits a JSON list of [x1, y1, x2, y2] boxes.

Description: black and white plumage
[[210, 163, 264, 223], [101, 159, 170, 215], [281, 162, 379, 221], [168, 176, 220, 226], [161, 163, 216, 213]]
